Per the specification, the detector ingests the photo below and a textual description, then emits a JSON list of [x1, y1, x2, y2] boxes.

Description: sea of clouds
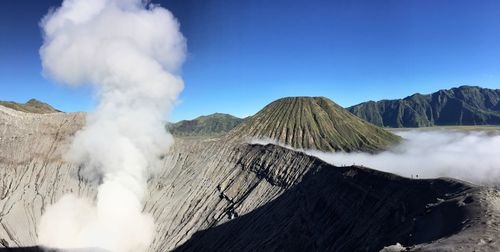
[[253, 129, 500, 185], [309, 129, 500, 185]]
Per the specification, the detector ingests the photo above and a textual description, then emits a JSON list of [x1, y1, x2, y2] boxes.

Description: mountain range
[[7, 85, 500, 138], [348, 86, 500, 127]]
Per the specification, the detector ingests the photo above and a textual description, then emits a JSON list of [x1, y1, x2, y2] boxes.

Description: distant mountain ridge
[[348, 86, 500, 127], [227, 96, 400, 152], [169, 113, 243, 137], [0, 99, 60, 114]]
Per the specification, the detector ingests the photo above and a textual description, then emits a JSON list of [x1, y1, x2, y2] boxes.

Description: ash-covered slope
[[1, 104, 500, 252], [168, 113, 242, 137], [176, 150, 500, 251], [228, 96, 400, 152], [0, 99, 60, 114], [0, 105, 320, 250], [348, 86, 500, 127]]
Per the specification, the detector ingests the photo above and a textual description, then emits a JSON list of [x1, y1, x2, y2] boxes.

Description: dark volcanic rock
[[348, 86, 500, 127], [0, 247, 108, 252], [175, 144, 497, 251], [0, 247, 44, 252]]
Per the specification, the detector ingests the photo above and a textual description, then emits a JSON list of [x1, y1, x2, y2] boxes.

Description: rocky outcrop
[[0, 105, 499, 251], [348, 86, 500, 127], [227, 96, 400, 152]]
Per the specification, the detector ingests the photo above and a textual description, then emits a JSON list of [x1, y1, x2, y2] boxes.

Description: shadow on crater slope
[[0, 247, 109, 252], [175, 145, 491, 251], [0, 247, 44, 252]]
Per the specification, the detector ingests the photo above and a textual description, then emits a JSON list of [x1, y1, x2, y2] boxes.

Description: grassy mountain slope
[[0, 99, 60, 114], [169, 113, 243, 137], [228, 96, 400, 152], [348, 86, 500, 127]]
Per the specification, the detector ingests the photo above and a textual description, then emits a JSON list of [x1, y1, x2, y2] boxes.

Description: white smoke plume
[[37, 0, 185, 251], [306, 130, 500, 185]]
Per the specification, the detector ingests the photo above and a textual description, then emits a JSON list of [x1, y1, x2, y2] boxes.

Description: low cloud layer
[[307, 130, 500, 185]]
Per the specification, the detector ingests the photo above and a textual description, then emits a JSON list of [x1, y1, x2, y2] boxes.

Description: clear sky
[[1, 0, 500, 122]]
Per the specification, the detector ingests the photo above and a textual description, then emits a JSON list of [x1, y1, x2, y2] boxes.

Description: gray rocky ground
[[1, 105, 500, 251]]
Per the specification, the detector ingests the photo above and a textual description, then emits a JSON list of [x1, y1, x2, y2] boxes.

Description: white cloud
[[306, 130, 500, 185]]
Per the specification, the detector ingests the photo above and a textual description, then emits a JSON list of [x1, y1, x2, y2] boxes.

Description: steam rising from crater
[[37, 0, 185, 251]]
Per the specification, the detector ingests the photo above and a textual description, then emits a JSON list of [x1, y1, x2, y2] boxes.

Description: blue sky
[[1, 0, 500, 122]]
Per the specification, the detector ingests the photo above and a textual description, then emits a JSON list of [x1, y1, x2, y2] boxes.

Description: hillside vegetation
[[0, 99, 60, 114], [228, 96, 400, 152], [169, 113, 243, 137], [348, 86, 500, 127]]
